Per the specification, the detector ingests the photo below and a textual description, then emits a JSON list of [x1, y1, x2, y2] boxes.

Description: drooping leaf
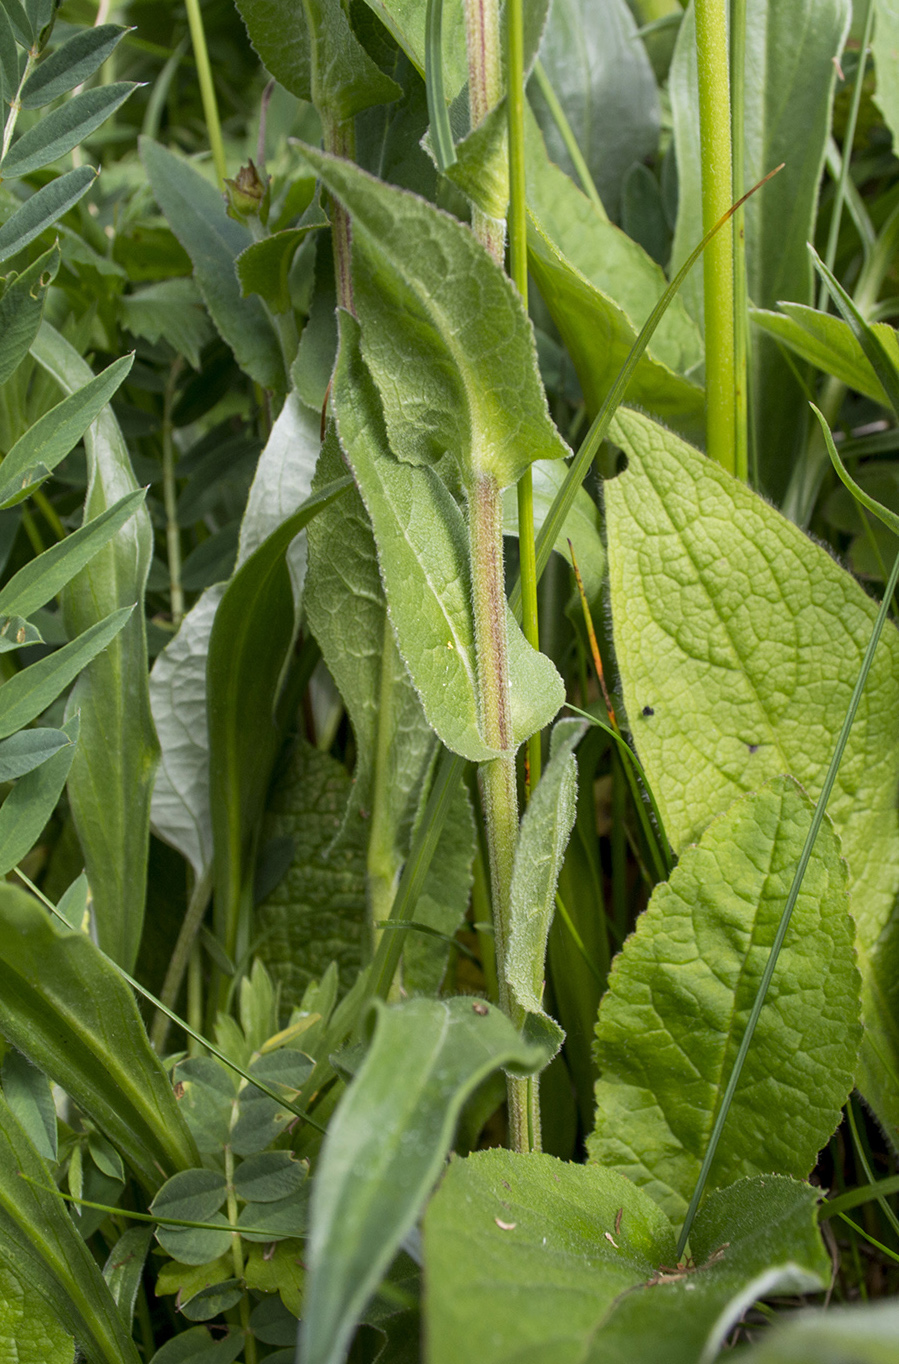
[[669, 0, 851, 500], [588, 776, 859, 1218], [424, 1152, 828, 1364], [300, 996, 547, 1364], [238, 389, 321, 584], [21, 23, 127, 108], [140, 138, 285, 392], [1, 83, 135, 180], [150, 586, 222, 882], [207, 479, 351, 962], [0, 1092, 142, 1364], [0, 712, 79, 876], [0, 350, 133, 507], [0, 243, 59, 386], [0, 883, 198, 1188], [604, 405, 899, 1150], [506, 720, 583, 1057], [0, 167, 97, 265], [0, 1259, 73, 1364], [302, 142, 569, 489], [31, 322, 157, 973], [751, 303, 899, 406], [235, 0, 400, 117], [330, 313, 564, 760]]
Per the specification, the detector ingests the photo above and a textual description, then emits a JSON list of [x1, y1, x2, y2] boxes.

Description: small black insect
[[748, 743, 759, 754], [642, 706, 655, 717]]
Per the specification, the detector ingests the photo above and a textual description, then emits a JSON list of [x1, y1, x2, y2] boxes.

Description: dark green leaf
[[0, 712, 79, 876], [140, 137, 285, 392], [149, 1325, 245, 1364], [0, 883, 199, 1189], [0, 7, 18, 107], [102, 1225, 154, 1328], [235, 220, 326, 313], [179, 1279, 244, 1321], [233, 1151, 307, 1202], [22, 24, 128, 108], [300, 996, 547, 1364], [151, 1169, 231, 1265], [119, 279, 214, 372], [0, 727, 71, 781], [0, 243, 59, 386], [1, 83, 136, 180], [0, 166, 97, 265], [1, 1049, 56, 1160], [2, 0, 32, 48]]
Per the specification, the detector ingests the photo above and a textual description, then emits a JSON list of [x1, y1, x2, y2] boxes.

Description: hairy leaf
[[1, 83, 135, 180], [21, 24, 127, 107], [0, 167, 96, 266]]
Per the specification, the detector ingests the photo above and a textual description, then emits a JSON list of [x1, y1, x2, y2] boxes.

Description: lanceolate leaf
[[0, 728, 72, 781], [604, 406, 899, 1150], [751, 303, 899, 406], [300, 996, 547, 1364], [31, 323, 157, 973], [331, 313, 564, 760], [21, 24, 127, 108], [0, 712, 79, 876], [0, 242, 59, 387], [0, 883, 199, 1188], [1, 83, 135, 180], [140, 137, 285, 393], [0, 1094, 142, 1364], [424, 1153, 828, 1364], [0, 166, 97, 266], [588, 776, 859, 1218], [302, 143, 569, 490]]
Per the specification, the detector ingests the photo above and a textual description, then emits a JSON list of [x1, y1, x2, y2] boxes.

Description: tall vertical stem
[[325, 115, 356, 315], [464, 0, 505, 259], [183, 0, 227, 185], [730, 0, 749, 484], [695, 0, 735, 474]]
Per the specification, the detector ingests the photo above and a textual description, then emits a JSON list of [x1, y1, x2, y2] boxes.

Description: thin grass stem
[[183, 0, 227, 184]]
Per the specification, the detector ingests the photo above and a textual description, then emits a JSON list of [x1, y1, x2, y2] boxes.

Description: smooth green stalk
[[507, 0, 541, 795], [818, 0, 874, 311], [183, 0, 227, 184], [695, 0, 735, 473], [150, 865, 213, 1052], [426, 0, 456, 170], [531, 61, 604, 216], [730, 0, 749, 483], [820, 1173, 899, 1219], [677, 539, 899, 1258], [162, 358, 185, 629], [847, 1099, 899, 1240]]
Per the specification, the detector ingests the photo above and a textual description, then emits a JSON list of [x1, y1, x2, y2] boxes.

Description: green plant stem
[[730, 0, 749, 483], [367, 631, 403, 965], [847, 1098, 899, 1241], [34, 488, 65, 542], [464, 0, 505, 260], [162, 357, 185, 629], [818, 0, 874, 311], [150, 865, 213, 1052], [676, 538, 899, 1258], [694, 0, 735, 474], [224, 1137, 256, 1364], [183, 0, 227, 185], [821, 1173, 899, 1219], [325, 115, 356, 313], [531, 61, 604, 216], [1, 46, 37, 161]]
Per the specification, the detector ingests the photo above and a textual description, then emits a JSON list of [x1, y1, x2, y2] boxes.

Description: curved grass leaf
[[0, 712, 79, 875], [424, 1153, 827, 1364], [0, 489, 145, 619], [587, 776, 859, 1219], [604, 406, 899, 1148], [0, 242, 59, 386], [1, 83, 135, 180], [207, 478, 351, 962], [0, 350, 133, 506], [0, 166, 96, 265], [302, 142, 569, 490], [0, 882, 199, 1188], [331, 313, 564, 759], [31, 323, 157, 972], [21, 24, 127, 108], [751, 303, 899, 406], [0, 606, 131, 740], [140, 137, 285, 393], [0, 1095, 141, 1364], [300, 995, 547, 1364]]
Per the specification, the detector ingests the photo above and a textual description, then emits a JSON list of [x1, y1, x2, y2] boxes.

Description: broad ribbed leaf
[[300, 996, 546, 1364], [0, 166, 96, 265], [1, 83, 135, 179], [0, 243, 59, 386], [302, 143, 569, 489], [670, 0, 850, 500], [0, 351, 132, 506], [0, 713, 79, 876], [21, 24, 127, 108], [140, 137, 285, 392], [0, 883, 198, 1188], [0, 1095, 141, 1364], [31, 323, 157, 973], [588, 776, 859, 1218], [0, 607, 131, 740], [331, 313, 564, 759], [0, 1260, 72, 1363], [604, 405, 899, 1149], [751, 303, 899, 405], [425, 1155, 828, 1364]]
